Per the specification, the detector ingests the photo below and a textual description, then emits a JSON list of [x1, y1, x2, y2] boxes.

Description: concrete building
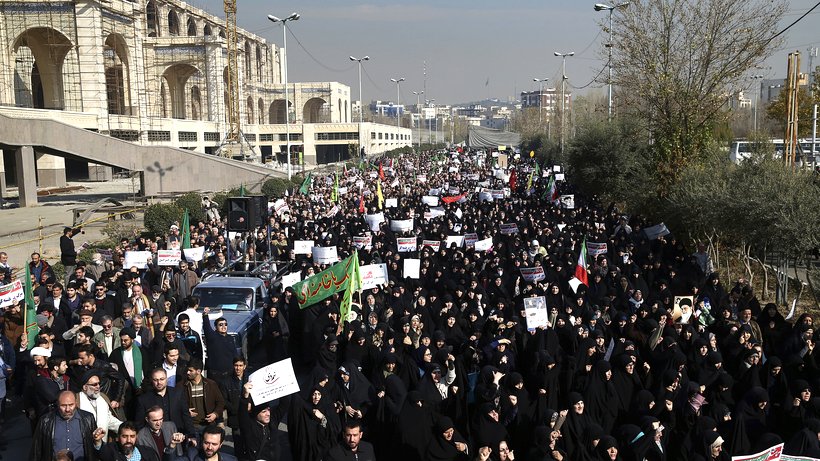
[[520, 88, 571, 119], [0, 0, 410, 204]]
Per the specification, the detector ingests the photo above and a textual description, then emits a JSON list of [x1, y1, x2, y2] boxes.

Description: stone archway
[[162, 63, 200, 119], [269, 100, 291, 124], [104, 34, 131, 115], [13, 27, 75, 110], [303, 97, 327, 123]]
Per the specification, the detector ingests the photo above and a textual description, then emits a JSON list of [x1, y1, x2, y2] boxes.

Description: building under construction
[[0, 0, 411, 201]]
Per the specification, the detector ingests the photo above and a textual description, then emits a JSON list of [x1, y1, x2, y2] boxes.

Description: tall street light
[[533, 78, 549, 126], [426, 99, 435, 145], [594, 2, 629, 121], [350, 55, 369, 158], [749, 74, 764, 132], [390, 77, 405, 145], [268, 12, 300, 179], [413, 90, 424, 148], [554, 51, 574, 153]]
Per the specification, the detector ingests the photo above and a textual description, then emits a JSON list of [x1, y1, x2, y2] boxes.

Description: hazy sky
[[189, 0, 820, 105]]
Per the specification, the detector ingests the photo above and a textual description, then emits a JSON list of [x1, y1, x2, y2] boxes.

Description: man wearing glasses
[[93, 316, 121, 358], [201, 308, 239, 386]]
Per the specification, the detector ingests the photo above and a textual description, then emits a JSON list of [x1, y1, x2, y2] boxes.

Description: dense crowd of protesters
[[0, 149, 817, 461]]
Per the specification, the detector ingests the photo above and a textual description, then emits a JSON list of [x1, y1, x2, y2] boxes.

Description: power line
[[765, 1, 820, 45], [361, 63, 384, 92], [567, 61, 609, 90], [286, 27, 356, 73]]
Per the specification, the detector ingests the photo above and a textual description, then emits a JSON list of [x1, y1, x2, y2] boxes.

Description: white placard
[[587, 242, 608, 256], [183, 247, 205, 262], [464, 233, 478, 247], [369, 172, 378, 179], [124, 251, 151, 270], [248, 358, 301, 405], [524, 296, 549, 331], [474, 238, 493, 252], [281, 272, 302, 288], [455, 208, 463, 219], [520, 267, 546, 282], [422, 196, 440, 206], [274, 199, 290, 216], [445, 235, 465, 248], [312, 246, 339, 265], [568, 277, 583, 293], [422, 240, 441, 252], [424, 208, 446, 220], [428, 188, 441, 196], [157, 250, 181, 266], [403, 259, 421, 279], [0, 281, 24, 308], [294, 240, 315, 255], [416, 175, 427, 183], [397, 237, 418, 252], [553, 165, 562, 172], [559, 195, 575, 209], [338, 187, 348, 195], [352, 235, 372, 250], [478, 191, 494, 202], [390, 219, 414, 232], [385, 198, 398, 208], [555, 173, 565, 181], [365, 213, 385, 232], [499, 223, 519, 234], [360, 263, 389, 290]]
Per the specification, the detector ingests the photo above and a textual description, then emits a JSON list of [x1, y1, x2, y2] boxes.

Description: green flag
[[299, 173, 312, 195], [239, 183, 245, 197], [181, 209, 191, 249], [23, 265, 39, 349], [338, 252, 362, 323], [293, 251, 360, 310], [331, 172, 339, 203]]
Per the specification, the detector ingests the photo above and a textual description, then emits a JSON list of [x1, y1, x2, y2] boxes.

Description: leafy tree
[[765, 69, 820, 138], [144, 202, 183, 236], [174, 192, 206, 223], [611, 0, 786, 188]]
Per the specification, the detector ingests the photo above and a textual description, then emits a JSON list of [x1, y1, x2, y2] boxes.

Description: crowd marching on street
[[1, 149, 819, 461]]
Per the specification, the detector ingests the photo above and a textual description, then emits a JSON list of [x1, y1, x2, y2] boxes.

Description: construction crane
[[217, 0, 255, 160]]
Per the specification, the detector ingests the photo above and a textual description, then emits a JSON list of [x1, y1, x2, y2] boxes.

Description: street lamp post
[[533, 77, 549, 127], [413, 90, 424, 148], [426, 99, 435, 146], [350, 55, 369, 158], [554, 51, 574, 153], [594, 2, 629, 121], [750, 74, 764, 132], [268, 12, 300, 179], [390, 77, 405, 146]]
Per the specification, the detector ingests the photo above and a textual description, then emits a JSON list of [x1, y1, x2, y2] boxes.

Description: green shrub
[[261, 178, 295, 199], [144, 202, 183, 236], [174, 192, 206, 223]]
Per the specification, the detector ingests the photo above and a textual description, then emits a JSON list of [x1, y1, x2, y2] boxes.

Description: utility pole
[[810, 47, 818, 164], [785, 51, 801, 168], [555, 51, 574, 153]]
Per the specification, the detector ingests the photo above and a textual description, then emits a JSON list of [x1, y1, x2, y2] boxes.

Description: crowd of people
[[0, 149, 818, 461]]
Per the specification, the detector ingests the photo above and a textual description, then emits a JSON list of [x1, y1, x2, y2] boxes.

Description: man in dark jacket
[[324, 420, 377, 461], [200, 309, 239, 385], [238, 382, 288, 461], [60, 226, 80, 285], [135, 368, 196, 441], [30, 390, 105, 461], [166, 424, 237, 461], [99, 421, 161, 461], [183, 358, 225, 430]]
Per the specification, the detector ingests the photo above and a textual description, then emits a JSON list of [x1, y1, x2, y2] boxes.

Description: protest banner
[[390, 219, 414, 232], [157, 250, 181, 266], [524, 296, 549, 331], [403, 259, 421, 279], [183, 247, 205, 262], [474, 237, 493, 252], [385, 198, 398, 208], [422, 195, 440, 206], [352, 235, 372, 250], [644, 223, 671, 240], [445, 235, 465, 248], [274, 199, 290, 216], [478, 191, 494, 202], [397, 237, 418, 252], [124, 251, 151, 270], [499, 223, 519, 234], [312, 246, 339, 265], [559, 195, 575, 209], [490, 189, 505, 199], [422, 240, 441, 252], [730, 443, 783, 461], [520, 266, 546, 282], [281, 272, 302, 288], [424, 208, 446, 220], [294, 240, 315, 255], [586, 242, 608, 257], [464, 233, 479, 247], [97, 249, 113, 262], [248, 358, 301, 405], [360, 263, 389, 290], [0, 280, 24, 308], [428, 188, 441, 196], [416, 175, 427, 183], [364, 212, 385, 231]]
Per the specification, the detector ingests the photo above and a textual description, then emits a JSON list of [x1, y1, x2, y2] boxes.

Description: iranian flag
[[574, 237, 589, 286]]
